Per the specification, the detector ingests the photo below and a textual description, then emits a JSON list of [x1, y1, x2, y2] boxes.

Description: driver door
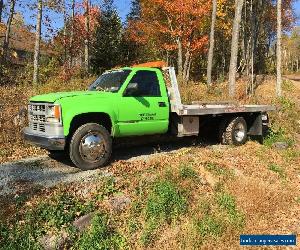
[[117, 70, 169, 137]]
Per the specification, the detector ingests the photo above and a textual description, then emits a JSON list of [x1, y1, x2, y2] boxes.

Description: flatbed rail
[[163, 67, 276, 116]]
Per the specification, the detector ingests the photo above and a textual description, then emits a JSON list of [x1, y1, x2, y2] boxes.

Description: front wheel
[[220, 117, 248, 146], [69, 123, 112, 170]]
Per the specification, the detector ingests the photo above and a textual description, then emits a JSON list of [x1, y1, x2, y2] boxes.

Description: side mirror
[[124, 82, 139, 96]]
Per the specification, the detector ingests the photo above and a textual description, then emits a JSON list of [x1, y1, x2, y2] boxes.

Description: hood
[[30, 91, 110, 103]]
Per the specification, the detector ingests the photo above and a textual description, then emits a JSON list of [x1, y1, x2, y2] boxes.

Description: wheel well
[[218, 113, 262, 136], [68, 113, 112, 140]]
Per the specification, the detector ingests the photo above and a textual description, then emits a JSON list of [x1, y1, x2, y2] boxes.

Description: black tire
[[220, 117, 248, 146], [69, 123, 112, 170]]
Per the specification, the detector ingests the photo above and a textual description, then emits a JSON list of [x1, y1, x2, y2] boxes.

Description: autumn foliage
[[127, 0, 211, 80]]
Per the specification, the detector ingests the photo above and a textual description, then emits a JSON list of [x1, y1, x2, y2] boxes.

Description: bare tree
[[0, 0, 4, 23], [228, 0, 244, 97], [2, 0, 16, 61], [276, 0, 282, 97], [62, 0, 67, 64], [177, 39, 183, 79], [33, 0, 43, 85], [207, 0, 217, 85], [70, 0, 75, 67], [84, 0, 90, 74]]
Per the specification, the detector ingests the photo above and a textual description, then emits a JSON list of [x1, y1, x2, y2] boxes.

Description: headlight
[[261, 114, 268, 121], [46, 104, 61, 123]]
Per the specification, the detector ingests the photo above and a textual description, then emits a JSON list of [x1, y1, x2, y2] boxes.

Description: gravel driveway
[[0, 137, 200, 196], [0, 156, 106, 196]]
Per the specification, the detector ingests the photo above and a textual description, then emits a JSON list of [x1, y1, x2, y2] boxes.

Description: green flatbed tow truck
[[23, 65, 275, 170]]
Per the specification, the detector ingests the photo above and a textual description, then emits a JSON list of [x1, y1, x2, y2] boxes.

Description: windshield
[[88, 70, 131, 92]]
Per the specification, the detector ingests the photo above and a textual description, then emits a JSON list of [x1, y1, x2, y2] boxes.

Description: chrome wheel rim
[[234, 123, 246, 142], [79, 132, 106, 163]]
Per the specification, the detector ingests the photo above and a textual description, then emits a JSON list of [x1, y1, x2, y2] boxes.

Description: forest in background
[[0, 0, 299, 98]]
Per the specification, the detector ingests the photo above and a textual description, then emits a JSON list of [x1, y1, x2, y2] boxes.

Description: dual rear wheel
[[219, 117, 248, 146]]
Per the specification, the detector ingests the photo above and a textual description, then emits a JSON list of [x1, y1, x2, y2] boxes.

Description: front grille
[[29, 104, 46, 112], [30, 122, 46, 133], [30, 114, 46, 123], [29, 103, 47, 133]]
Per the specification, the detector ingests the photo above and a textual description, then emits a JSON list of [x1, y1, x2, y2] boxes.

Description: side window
[[125, 71, 161, 97]]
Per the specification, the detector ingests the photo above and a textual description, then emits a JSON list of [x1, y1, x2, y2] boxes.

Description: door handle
[[158, 102, 166, 107]]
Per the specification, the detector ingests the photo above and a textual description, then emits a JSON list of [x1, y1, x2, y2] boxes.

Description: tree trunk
[[276, 0, 282, 97], [63, 0, 67, 65], [33, 0, 42, 86], [70, 0, 75, 67], [177, 38, 183, 79], [84, 0, 90, 74], [228, 0, 244, 98], [183, 41, 191, 82], [207, 0, 217, 85], [0, 0, 4, 23], [2, 0, 16, 61], [186, 57, 192, 82]]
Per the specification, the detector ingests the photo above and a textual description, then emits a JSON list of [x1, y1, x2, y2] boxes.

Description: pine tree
[[0, 0, 4, 23], [91, 0, 122, 73], [127, 0, 141, 21]]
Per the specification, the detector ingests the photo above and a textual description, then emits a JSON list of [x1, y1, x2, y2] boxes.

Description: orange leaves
[[127, 0, 211, 55]]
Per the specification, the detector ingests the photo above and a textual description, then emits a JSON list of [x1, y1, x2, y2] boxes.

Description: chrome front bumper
[[23, 127, 66, 151]]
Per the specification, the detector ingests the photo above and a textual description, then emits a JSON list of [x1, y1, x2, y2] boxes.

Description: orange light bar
[[132, 61, 167, 69], [54, 105, 61, 119]]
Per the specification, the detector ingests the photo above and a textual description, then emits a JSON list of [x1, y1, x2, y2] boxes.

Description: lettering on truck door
[[117, 69, 169, 136]]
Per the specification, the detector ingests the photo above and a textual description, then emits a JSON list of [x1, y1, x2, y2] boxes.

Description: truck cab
[[24, 64, 275, 170]]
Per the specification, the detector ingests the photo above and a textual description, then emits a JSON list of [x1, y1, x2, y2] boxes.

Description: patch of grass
[[0, 192, 97, 249], [74, 213, 126, 250], [0, 222, 42, 250], [96, 176, 119, 200], [205, 162, 234, 179], [128, 217, 141, 234], [263, 128, 294, 148], [197, 215, 224, 238], [34, 193, 95, 229], [140, 219, 158, 247], [268, 164, 286, 178], [195, 191, 245, 243], [216, 192, 245, 229], [145, 180, 187, 224], [282, 149, 300, 162], [278, 96, 296, 112], [282, 80, 296, 92], [141, 180, 187, 246], [180, 165, 198, 179]]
